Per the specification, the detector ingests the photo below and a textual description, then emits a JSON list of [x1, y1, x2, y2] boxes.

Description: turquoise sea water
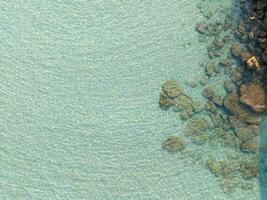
[[0, 0, 264, 199]]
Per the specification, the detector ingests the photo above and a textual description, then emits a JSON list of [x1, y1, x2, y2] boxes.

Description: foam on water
[[0, 0, 262, 199]]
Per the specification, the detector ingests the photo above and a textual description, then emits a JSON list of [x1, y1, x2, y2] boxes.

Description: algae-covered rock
[[172, 95, 192, 112], [205, 63, 215, 77], [220, 132, 241, 148], [162, 80, 182, 99], [241, 182, 255, 191], [234, 126, 255, 141], [240, 83, 266, 113], [192, 135, 209, 145], [220, 59, 233, 67], [186, 117, 211, 136], [192, 101, 205, 113], [200, 75, 209, 85], [224, 80, 235, 93], [231, 43, 242, 57], [213, 38, 224, 49], [241, 140, 259, 154], [219, 176, 239, 193], [162, 136, 186, 152], [196, 21, 208, 34], [159, 92, 171, 109], [223, 93, 262, 125], [202, 87, 215, 99], [212, 95, 223, 106], [240, 159, 259, 179], [179, 107, 194, 120], [206, 158, 240, 177], [230, 69, 243, 82], [206, 101, 218, 114]]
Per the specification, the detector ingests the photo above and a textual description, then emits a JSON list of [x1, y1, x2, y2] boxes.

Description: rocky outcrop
[[223, 93, 262, 125], [240, 84, 266, 113]]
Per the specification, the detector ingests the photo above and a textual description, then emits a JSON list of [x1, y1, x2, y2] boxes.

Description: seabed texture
[[1, 0, 267, 199]]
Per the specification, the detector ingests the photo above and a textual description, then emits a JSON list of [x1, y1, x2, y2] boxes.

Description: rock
[[240, 159, 259, 179], [213, 38, 224, 49], [224, 80, 235, 93], [234, 126, 256, 141], [179, 107, 194, 120], [223, 35, 231, 43], [186, 117, 211, 136], [202, 87, 214, 99], [221, 133, 241, 148], [240, 84, 266, 113], [172, 94, 192, 112], [200, 75, 209, 85], [239, 52, 251, 62], [212, 95, 223, 106], [206, 101, 218, 114], [196, 21, 208, 34], [223, 93, 262, 125], [230, 69, 243, 82], [186, 77, 198, 88], [159, 92, 171, 109], [192, 135, 208, 145], [162, 80, 182, 99], [162, 136, 186, 152], [241, 140, 259, 154], [192, 101, 205, 113], [205, 63, 215, 77], [219, 176, 239, 193], [241, 182, 255, 190], [220, 59, 233, 67], [231, 43, 242, 57], [206, 158, 240, 177], [214, 65, 220, 73]]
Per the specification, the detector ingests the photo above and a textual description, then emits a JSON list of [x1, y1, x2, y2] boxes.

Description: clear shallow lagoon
[[0, 0, 264, 199]]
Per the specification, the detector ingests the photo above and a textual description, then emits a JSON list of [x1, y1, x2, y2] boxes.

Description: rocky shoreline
[[159, 0, 267, 194]]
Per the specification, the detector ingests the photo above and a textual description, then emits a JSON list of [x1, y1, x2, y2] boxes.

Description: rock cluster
[[159, 0, 267, 194]]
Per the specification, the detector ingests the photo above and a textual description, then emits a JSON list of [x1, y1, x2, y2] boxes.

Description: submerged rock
[[240, 83, 266, 113], [159, 92, 171, 109], [196, 21, 208, 34], [206, 157, 240, 177], [162, 80, 182, 99], [219, 176, 239, 193], [224, 80, 235, 93], [186, 117, 211, 136], [162, 136, 186, 152], [202, 87, 215, 99], [231, 43, 242, 57], [240, 159, 259, 179], [223, 93, 262, 125], [241, 140, 259, 154], [172, 95, 192, 112]]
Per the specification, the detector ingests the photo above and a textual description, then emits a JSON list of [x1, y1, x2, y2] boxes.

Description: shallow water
[[0, 0, 263, 199]]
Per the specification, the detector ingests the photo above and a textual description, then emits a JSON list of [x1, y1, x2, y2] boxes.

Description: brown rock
[[162, 136, 186, 152], [223, 93, 262, 125], [240, 84, 266, 113]]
